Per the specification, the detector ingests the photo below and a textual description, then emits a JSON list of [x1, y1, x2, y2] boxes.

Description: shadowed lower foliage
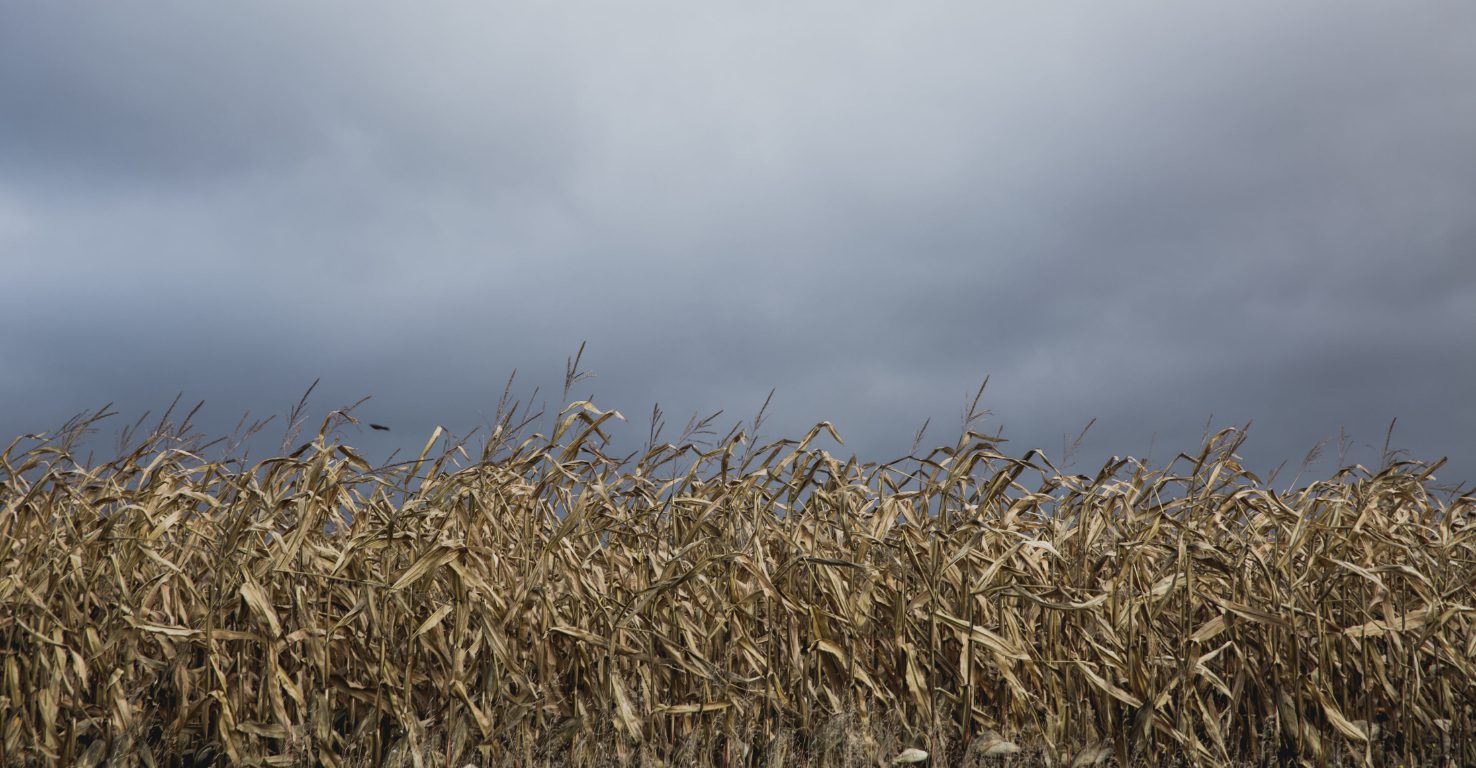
[[1, 398, 1472, 767]]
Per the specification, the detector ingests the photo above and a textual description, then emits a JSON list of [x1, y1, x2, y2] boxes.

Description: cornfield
[[2, 393, 1472, 767]]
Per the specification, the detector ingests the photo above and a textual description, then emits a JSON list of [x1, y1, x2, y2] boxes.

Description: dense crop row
[[2, 395, 1472, 766]]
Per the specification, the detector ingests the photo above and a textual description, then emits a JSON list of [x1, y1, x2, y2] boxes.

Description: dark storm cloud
[[2, 2, 1473, 485]]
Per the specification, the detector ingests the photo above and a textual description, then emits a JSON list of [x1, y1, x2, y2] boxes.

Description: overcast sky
[[2, 2, 1473, 487]]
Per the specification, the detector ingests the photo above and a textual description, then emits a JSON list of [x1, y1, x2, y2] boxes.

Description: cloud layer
[[3, 2, 1473, 485]]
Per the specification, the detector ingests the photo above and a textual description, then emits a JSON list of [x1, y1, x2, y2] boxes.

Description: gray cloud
[[2, 1, 1473, 486]]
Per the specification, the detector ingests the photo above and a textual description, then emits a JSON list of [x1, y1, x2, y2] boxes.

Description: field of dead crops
[[2, 397, 1472, 767]]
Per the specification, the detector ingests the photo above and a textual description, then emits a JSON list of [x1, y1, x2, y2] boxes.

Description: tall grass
[[1, 395, 1472, 766]]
